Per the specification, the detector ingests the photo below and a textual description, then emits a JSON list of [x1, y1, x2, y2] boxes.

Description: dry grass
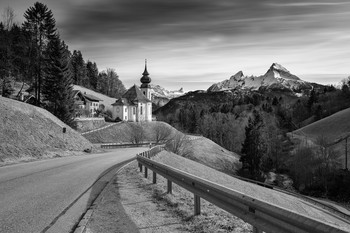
[[83, 121, 179, 144], [293, 107, 350, 143], [120, 161, 252, 233], [292, 107, 350, 168], [185, 137, 241, 173], [0, 97, 93, 165], [152, 151, 350, 231]]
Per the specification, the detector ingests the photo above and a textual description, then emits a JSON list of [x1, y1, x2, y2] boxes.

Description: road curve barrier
[[136, 147, 350, 233]]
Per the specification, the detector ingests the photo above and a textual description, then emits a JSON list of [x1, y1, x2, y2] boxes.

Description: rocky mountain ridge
[[208, 63, 313, 93]]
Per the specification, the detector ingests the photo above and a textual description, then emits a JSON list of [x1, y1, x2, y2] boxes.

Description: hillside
[[0, 97, 93, 165], [292, 107, 350, 143], [291, 107, 350, 169], [73, 85, 117, 109]]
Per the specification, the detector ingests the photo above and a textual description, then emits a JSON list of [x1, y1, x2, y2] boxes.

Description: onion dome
[[140, 59, 151, 88]]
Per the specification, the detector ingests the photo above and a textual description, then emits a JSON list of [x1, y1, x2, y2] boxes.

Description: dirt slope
[[0, 97, 93, 164]]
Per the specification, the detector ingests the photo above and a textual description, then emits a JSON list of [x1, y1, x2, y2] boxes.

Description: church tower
[[140, 59, 153, 122], [140, 59, 152, 100]]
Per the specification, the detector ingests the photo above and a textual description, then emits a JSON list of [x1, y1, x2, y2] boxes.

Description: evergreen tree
[[70, 50, 86, 86], [86, 60, 98, 89], [42, 36, 76, 128], [23, 2, 57, 106], [240, 110, 266, 180]]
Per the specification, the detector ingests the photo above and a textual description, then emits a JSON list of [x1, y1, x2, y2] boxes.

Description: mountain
[[151, 84, 185, 108], [151, 84, 184, 99], [208, 63, 313, 93]]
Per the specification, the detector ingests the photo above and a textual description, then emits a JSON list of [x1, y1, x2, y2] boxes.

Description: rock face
[[208, 63, 312, 92]]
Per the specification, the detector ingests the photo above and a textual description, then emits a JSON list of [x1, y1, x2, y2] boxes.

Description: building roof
[[122, 85, 151, 104], [83, 93, 102, 102], [112, 98, 132, 106]]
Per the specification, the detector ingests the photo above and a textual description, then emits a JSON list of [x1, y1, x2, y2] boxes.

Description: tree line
[[0, 3, 126, 127]]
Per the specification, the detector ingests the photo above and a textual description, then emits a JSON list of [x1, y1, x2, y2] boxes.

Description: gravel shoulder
[[85, 160, 252, 233]]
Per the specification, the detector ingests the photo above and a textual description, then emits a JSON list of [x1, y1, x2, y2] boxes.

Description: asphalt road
[[0, 148, 146, 233]]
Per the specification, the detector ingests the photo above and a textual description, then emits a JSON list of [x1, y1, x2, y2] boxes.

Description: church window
[[140, 105, 143, 115], [133, 107, 135, 114]]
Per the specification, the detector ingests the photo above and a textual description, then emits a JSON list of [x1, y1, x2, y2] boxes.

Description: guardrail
[[101, 142, 163, 149], [136, 147, 349, 233]]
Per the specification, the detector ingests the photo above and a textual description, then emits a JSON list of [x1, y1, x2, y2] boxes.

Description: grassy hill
[[0, 97, 93, 165], [291, 107, 350, 169], [292, 107, 350, 143], [73, 85, 117, 109], [83, 121, 241, 172]]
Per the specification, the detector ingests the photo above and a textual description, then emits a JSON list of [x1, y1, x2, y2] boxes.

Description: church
[[111, 61, 153, 122]]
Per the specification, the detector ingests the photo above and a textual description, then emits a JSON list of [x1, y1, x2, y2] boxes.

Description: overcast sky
[[2, 0, 350, 91]]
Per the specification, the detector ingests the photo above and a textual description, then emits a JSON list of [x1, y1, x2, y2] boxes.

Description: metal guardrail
[[101, 142, 163, 149], [137, 147, 350, 233]]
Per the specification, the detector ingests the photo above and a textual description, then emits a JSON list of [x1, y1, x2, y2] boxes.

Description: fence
[[136, 146, 349, 233]]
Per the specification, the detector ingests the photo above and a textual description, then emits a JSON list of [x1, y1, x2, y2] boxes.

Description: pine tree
[[70, 50, 86, 86], [43, 36, 76, 128], [23, 2, 57, 106], [240, 110, 267, 180], [86, 60, 98, 89]]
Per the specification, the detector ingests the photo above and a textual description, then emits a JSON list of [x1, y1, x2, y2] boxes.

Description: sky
[[1, 0, 350, 91]]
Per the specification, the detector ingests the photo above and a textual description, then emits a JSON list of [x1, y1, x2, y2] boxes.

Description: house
[[111, 61, 153, 122], [73, 90, 102, 117]]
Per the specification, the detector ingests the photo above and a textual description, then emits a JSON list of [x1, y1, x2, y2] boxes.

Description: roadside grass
[[0, 96, 93, 165], [151, 151, 350, 230], [185, 137, 241, 174], [123, 161, 252, 232]]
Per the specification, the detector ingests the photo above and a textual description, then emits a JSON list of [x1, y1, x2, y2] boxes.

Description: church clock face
[[116, 107, 120, 112]]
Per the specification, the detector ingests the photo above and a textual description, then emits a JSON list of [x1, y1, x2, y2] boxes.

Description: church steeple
[[140, 59, 151, 88]]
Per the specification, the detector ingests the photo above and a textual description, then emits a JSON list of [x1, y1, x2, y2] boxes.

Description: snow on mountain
[[151, 84, 184, 99], [208, 63, 312, 93]]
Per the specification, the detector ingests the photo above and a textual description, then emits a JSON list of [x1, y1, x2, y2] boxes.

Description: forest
[[156, 85, 350, 201], [0, 3, 126, 126]]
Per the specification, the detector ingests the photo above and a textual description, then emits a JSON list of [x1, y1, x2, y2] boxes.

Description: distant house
[[111, 61, 153, 122], [73, 90, 102, 117]]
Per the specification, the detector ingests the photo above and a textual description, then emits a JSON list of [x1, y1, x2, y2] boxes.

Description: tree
[[153, 122, 173, 143], [86, 60, 98, 89], [240, 110, 267, 180], [23, 2, 57, 106], [165, 132, 192, 158], [2, 6, 15, 30], [98, 68, 126, 98], [70, 50, 86, 86], [42, 36, 76, 128], [127, 123, 145, 145]]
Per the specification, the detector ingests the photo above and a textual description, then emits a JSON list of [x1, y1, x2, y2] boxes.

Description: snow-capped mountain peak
[[208, 63, 311, 92]]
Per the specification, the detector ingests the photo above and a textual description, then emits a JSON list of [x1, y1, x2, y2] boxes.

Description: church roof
[[122, 85, 151, 103]]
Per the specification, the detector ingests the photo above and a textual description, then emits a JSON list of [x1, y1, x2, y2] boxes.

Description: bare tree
[[2, 6, 15, 30], [165, 132, 193, 158], [127, 123, 145, 145], [153, 122, 173, 144]]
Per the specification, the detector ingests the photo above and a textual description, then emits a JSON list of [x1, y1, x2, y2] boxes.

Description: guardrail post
[[144, 167, 148, 178], [253, 226, 262, 233], [167, 180, 172, 194], [139, 163, 142, 172], [153, 171, 157, 184], [194, 194, 201, 215]]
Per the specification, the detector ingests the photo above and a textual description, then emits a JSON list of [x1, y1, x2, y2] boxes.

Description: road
[[0, 148, 146, 233]]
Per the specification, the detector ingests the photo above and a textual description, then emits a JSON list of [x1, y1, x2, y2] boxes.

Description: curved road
[[0, 148, 145, 233]]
